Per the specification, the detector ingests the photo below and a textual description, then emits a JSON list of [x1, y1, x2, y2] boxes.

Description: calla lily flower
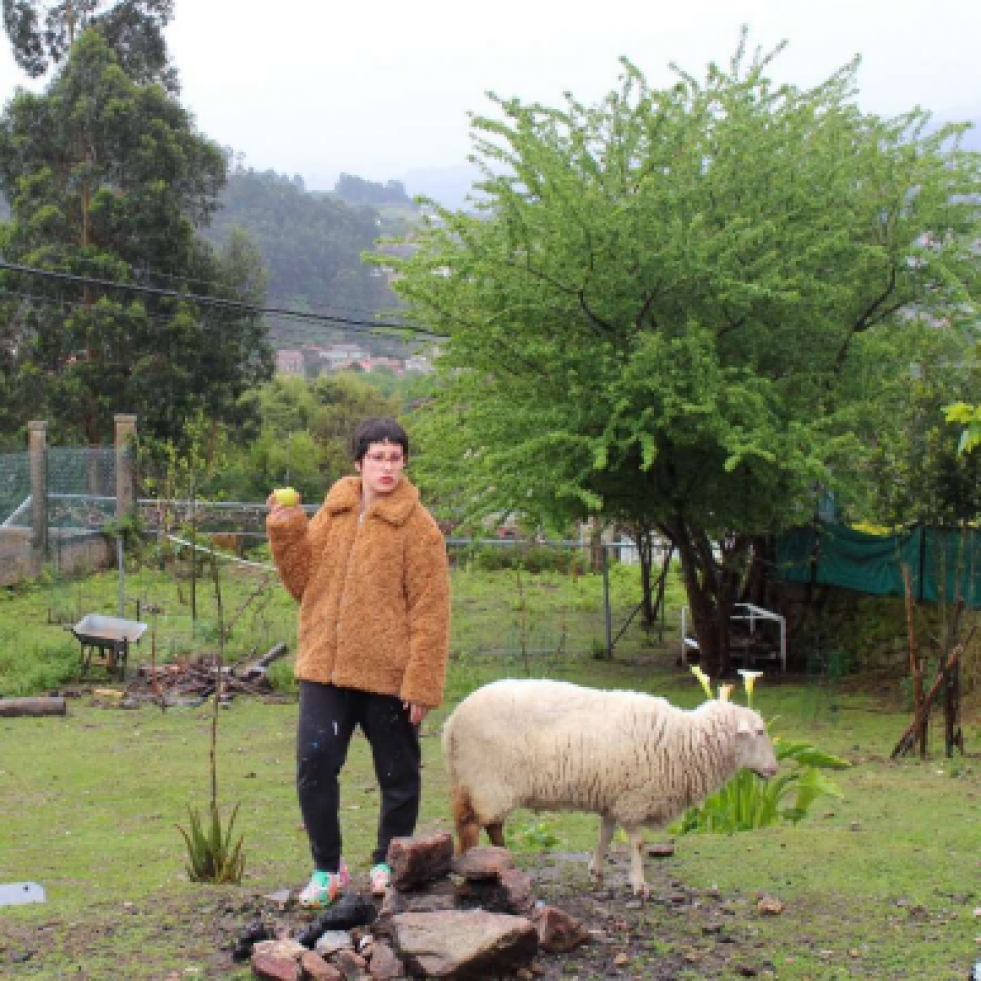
[[690, 665, 713, 700], [738, 669, 764, 706], [718, 683, 734, 703]]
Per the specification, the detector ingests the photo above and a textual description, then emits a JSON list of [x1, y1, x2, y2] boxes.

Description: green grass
[[1, 560, 980, 979]]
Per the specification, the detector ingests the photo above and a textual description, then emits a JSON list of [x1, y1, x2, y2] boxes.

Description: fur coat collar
[[324, 475, 420, 527]]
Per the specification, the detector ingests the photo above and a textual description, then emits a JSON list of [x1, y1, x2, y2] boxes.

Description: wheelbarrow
[[70, 614, 148, 680]]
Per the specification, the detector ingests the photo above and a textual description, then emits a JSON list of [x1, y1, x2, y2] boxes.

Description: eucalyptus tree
[[383, 34, 981, 674], [0, 30, 272, 447], [2, 0, 175, 88]]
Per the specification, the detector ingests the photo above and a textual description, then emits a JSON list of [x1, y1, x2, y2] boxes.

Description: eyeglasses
[[364, 452, 405, 466]]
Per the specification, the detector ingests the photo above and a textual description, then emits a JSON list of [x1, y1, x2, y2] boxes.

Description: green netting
[[776, 521, 981, 608]]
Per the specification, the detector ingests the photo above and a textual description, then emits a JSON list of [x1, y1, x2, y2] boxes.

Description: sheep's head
[[733, 707, 778, 779]]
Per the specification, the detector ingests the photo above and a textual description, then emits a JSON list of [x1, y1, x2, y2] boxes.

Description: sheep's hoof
[[631, 883, 650, 899]]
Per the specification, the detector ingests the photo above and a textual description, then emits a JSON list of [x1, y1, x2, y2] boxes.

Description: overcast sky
[[0, 0, 979, 195]]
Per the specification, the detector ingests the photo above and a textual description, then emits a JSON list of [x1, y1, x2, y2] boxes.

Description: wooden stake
[[901, 565, 926, 756], [891, 626, 976, 759]]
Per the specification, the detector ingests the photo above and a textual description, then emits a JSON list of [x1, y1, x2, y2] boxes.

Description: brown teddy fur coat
[[266, 475, 450, 707]]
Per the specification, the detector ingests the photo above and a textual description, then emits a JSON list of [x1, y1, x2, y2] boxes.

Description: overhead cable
[[0, 259, 445, 339]]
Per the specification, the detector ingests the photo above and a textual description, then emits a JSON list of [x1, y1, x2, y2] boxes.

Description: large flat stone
[[391, 910, 537, 979]]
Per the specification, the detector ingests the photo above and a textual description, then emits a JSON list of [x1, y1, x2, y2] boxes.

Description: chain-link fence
[[0, 450, 32, 564], [1, 444, 677, 674], [0, 446, 123, 581]]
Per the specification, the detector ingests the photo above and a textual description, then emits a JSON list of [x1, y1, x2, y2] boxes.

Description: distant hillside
[[204, 168, 407, 353], [400, 163, 483, 211]]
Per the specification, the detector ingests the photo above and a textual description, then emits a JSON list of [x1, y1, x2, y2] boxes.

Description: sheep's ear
[[736, 718, 752, 735]]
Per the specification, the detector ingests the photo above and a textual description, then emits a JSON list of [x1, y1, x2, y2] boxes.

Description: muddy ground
[[0, 849, 777, 979]]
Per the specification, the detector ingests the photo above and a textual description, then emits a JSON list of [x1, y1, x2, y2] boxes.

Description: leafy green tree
[[0, 30, 272, 447], [861, 330, 981, 527], [383, 35, 981, 674], [211, 373, 398, 501], [2, 0, 176, 88]]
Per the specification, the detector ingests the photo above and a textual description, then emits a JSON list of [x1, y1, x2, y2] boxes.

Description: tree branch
[[834, 266, 899, 370]]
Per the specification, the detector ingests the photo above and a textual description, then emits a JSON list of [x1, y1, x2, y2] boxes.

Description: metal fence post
[[602, 544, 612, 658]]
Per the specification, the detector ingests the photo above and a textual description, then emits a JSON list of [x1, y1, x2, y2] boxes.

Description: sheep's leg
[[486, 822, 506, 847], [452, 786, 482, 853], [588, 814, 616, 886], [624, 825, 648, 898]]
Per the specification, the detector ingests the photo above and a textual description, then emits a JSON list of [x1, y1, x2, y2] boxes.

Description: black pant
[[297, 681, 421, 872]]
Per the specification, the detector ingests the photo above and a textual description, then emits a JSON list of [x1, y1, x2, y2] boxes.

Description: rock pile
[[236, 832, 589, 980]]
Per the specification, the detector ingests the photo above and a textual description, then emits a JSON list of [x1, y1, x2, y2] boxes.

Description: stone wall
[[0, 529, 112, 587]]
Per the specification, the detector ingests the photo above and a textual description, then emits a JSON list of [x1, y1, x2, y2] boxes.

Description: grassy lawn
[[1, 557, 980, 979]]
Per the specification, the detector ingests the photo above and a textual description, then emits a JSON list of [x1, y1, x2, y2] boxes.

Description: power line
[[0, 259, 445, 339], [38, 250, 409, 321], [0, 286, 439, 356]]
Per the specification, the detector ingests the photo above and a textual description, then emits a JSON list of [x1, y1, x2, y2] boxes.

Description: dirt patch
[[0, 853, 778, 979]]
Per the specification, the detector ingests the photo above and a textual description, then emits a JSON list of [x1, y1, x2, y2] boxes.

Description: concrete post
[[114, 414, 137, 521], [27, 420, 47, 555]]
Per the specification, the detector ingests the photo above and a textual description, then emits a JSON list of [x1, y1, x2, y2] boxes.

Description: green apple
[[273, 487, 300, 508]]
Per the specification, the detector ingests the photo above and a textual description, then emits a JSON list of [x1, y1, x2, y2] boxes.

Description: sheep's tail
[[442, 713, 482, 853]]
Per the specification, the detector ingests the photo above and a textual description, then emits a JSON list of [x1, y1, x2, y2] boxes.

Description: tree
[[861, 330, 981, 527], [0, 30, 272, 448], [334, 173, 415, 208], [209, 373, 399, 501], [383, 35, 981, 674], [1, 0, 176, 88]]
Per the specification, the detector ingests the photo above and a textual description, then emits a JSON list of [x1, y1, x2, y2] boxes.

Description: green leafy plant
[[510, 815, 562, 852], [672, 668, 849, 834], [177, 803, 246, 884], [944, 401, 981, 455]]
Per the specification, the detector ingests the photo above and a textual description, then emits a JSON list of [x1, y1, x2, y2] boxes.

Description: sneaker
[[298, 862, 350, 908], [369, 862, 392, 896]]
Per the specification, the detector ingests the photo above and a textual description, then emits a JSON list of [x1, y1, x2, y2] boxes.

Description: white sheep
[[442, 678, 778, 896]]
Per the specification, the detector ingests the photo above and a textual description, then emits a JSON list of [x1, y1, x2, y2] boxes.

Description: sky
[[0, 0, 979, 199]]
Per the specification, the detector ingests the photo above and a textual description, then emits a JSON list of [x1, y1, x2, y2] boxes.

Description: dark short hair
[[352, 418, 409, 462]]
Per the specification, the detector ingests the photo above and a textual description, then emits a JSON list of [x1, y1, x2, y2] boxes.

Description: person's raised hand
[[267, 488, 303, 520]]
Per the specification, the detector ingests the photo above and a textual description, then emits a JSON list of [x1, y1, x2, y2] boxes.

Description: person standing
[[266, 418, 450, 906]]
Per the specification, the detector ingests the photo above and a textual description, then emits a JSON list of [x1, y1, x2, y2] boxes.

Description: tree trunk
[[624, 523, 657, 626], [0, 697, 67, 717], [663, 515, 751, 678]]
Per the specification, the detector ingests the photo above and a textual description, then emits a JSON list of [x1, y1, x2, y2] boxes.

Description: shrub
[[178, 803, 246, 884]]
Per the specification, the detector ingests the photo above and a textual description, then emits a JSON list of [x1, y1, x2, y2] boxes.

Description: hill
[[204, 167, 408, 353]]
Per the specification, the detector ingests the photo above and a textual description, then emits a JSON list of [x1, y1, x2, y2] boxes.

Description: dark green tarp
[[776, 522, 981, 608]]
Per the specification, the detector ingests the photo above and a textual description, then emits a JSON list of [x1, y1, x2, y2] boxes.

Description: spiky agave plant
[[178, 802, 246, 884]]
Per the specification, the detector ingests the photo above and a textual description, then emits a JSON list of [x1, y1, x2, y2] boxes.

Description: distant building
[[276, 349, 304, 375], [321, 343, 369, 372]]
